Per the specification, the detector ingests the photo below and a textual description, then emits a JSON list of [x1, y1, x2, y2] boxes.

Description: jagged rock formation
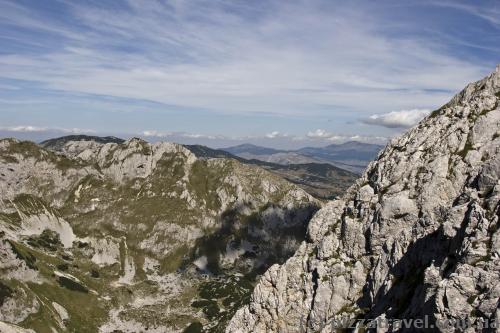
[[0, 137, 320, 332], [227, 67, 500, 332]]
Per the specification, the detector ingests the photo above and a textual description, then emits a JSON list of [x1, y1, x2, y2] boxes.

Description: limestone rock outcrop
[[227, 67, 500, 332]]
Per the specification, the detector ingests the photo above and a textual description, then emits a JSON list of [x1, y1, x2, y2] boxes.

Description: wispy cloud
[[362, 109, 431, 128], [0, 0, 492, 118], [0, 0, 498, 140], [427, 0, 500, 26]]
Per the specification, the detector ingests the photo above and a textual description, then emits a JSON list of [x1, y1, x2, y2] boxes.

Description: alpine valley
[[0, 136, 322, 332]]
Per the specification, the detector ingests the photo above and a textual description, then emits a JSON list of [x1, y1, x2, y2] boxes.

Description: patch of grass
[[192, 299, 220, 320], [0, 281, 13, 306], [12, 194, 57, 217], [24, 280, 107, 332], [6, 240, 37, 270], [90, 269, 100, 278], [3, 140, 81, 172], [27, 229, 62, 252], [194, 274, 256, 332], [183, 322, 203, 333], [467, 295, 477, 304], [56, 263, 69, 271], [57, 275, 89, 293], [159, 244, 190, 273], [0, 211, 21, 227], [0, 154, 18, 163], [188, 160, 224, 211]]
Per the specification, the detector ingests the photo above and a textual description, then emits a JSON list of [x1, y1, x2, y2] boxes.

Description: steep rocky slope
[[0, 138, 320, 332], [228, 67, 500, 332]]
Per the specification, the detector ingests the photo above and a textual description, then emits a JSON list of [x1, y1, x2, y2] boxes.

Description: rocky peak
[[40, 135, 125, 152], [227, 67, 500, 332]]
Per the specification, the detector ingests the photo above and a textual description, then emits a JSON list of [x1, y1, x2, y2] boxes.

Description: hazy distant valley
[[221, 141, 383, 174]]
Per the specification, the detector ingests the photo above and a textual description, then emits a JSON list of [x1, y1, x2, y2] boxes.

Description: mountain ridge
[[227, 66, 500, 332], [40, 136, 359, 200], [0, 136, 321, 332]]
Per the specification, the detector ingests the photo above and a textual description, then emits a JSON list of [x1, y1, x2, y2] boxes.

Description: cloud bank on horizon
[[0, 124, 389, 149], [0, 0, 499, 148]]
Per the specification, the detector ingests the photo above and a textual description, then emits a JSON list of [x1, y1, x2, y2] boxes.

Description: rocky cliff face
[[0, 138, 320, 332], [227, 67, 500, 332]]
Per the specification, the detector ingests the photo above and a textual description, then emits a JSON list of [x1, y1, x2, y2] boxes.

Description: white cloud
[[306, 129, 388, 143], [265, 131, 289, 139], [306, 129, 330, 139], [362, 109, 431, 128], [3, 125, 48, 132], [0, 125, 95, 134], [141, 130, 172, 137], [306, 129, 345, 140], [141, 130, 220, 140], [181, 133, 219, 140]]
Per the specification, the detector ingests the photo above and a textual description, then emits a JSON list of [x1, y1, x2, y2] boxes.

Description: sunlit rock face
[[227, 67, 500, 333], [0, 136, 320, 332]]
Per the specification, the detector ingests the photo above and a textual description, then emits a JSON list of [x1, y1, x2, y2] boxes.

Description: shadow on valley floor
[[181, 202, 320, 333]]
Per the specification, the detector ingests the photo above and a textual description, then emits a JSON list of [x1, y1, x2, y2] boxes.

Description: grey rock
[[227, 66, 500, 332]]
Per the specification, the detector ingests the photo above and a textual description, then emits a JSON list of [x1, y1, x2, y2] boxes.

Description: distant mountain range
[[221, 141, 384, 174]]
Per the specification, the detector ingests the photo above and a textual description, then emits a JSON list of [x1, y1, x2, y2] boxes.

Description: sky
[[0, 0, 499, 148]]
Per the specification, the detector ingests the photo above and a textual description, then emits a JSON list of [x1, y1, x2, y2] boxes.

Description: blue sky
[[0, 0, 499, 148]]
